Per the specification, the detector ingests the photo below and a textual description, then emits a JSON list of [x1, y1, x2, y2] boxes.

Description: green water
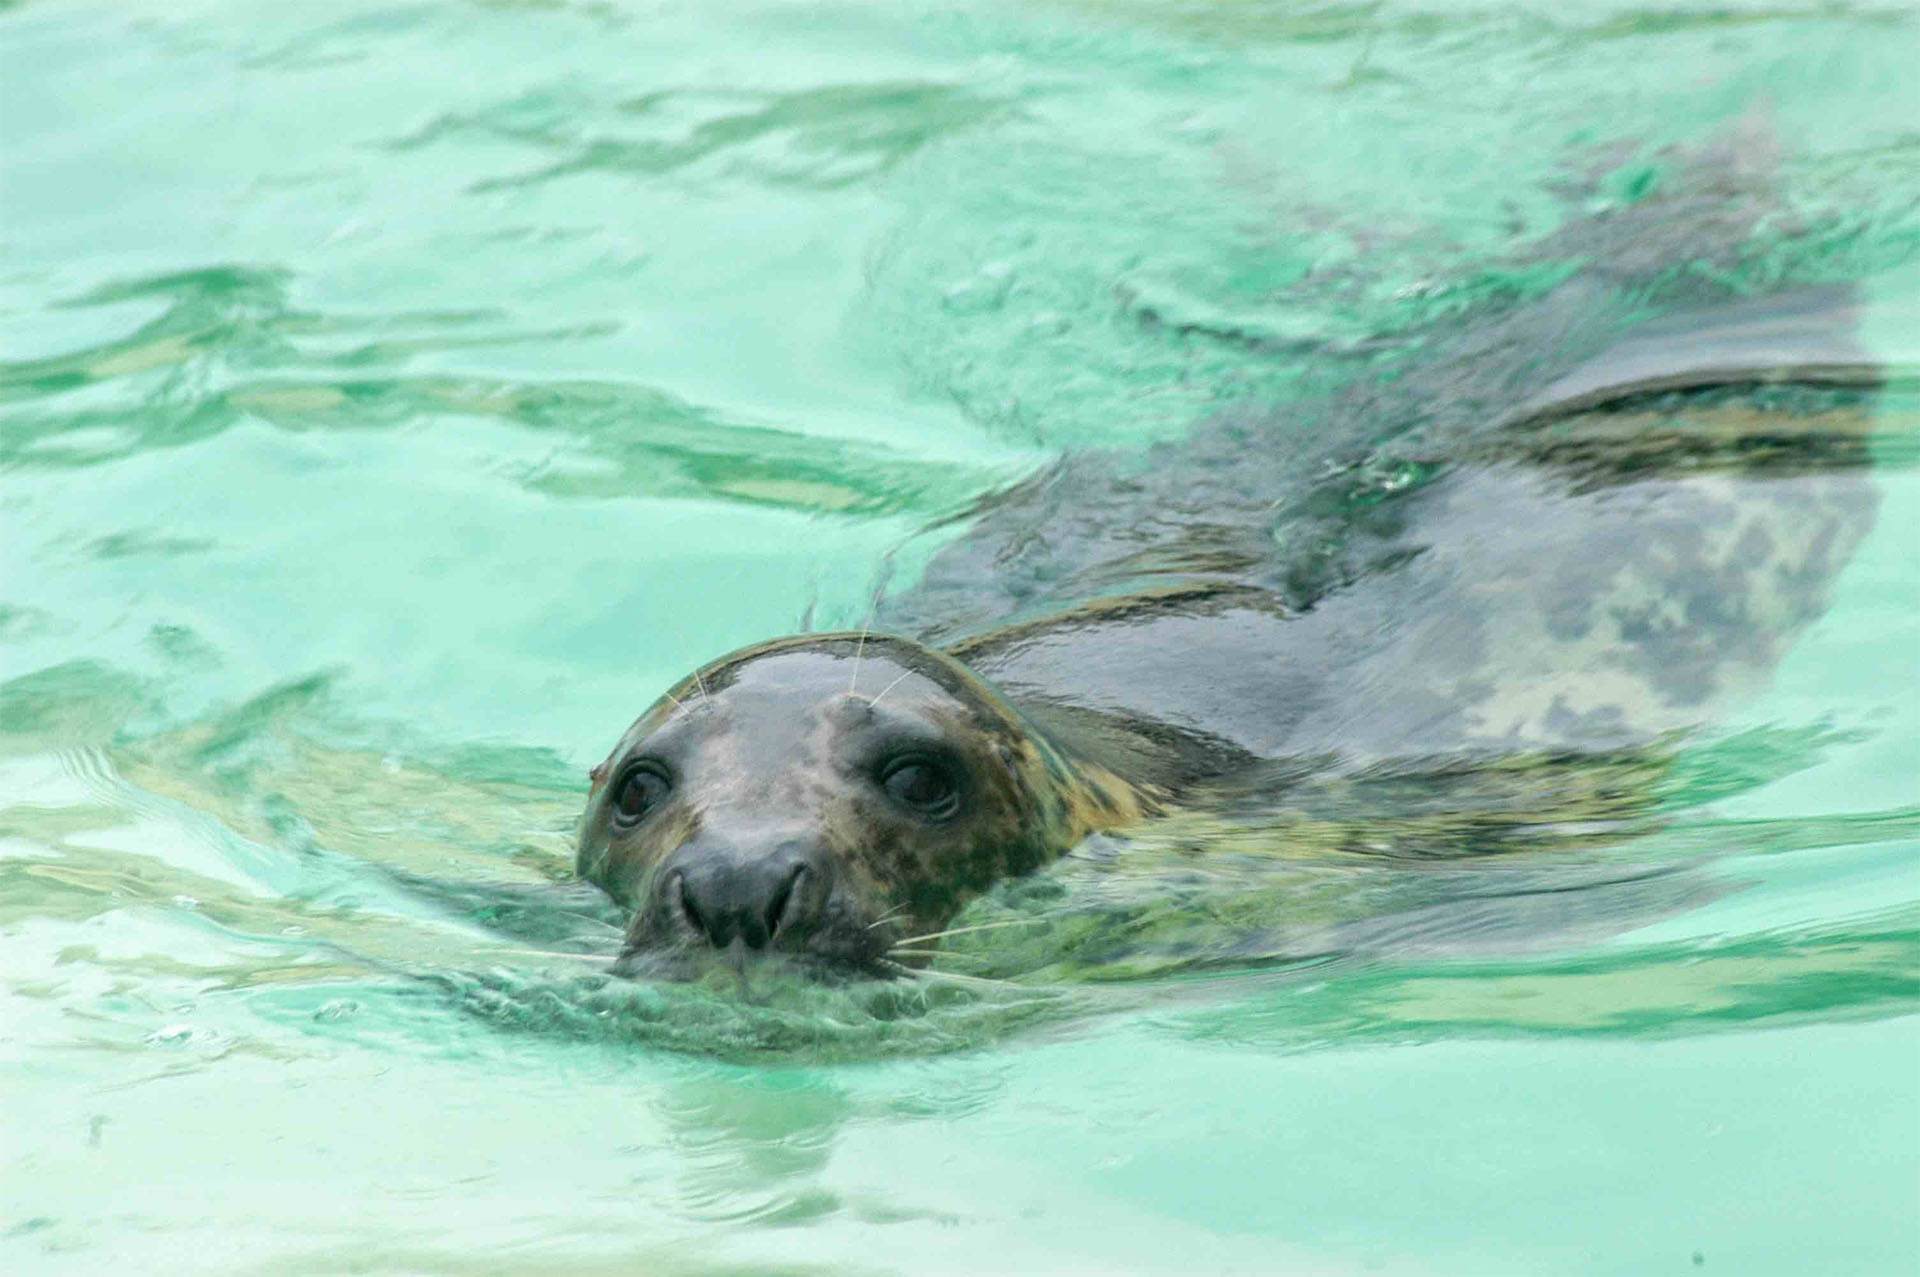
[[4, 0, 1919, 1272]]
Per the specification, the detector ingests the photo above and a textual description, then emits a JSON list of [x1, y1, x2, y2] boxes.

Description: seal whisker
[[653, 612, 715, 709], [848, 612, 874, 694], [865, 904, 911, 930], [886, 946, 990, 964], [867, 668, 915, 709], [482, 947, 618, 964], [887, 919, 1046, 947], [879, 960, 1021, 989]]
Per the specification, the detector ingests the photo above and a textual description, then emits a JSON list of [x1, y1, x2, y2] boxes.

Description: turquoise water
[[4, 0, 1919, 1272]]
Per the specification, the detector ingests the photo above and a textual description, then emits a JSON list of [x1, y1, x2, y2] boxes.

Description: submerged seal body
[[580, 282, 1900, 977]]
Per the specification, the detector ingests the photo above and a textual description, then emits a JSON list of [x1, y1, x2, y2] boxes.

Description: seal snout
[[667, 842, 822, 952]]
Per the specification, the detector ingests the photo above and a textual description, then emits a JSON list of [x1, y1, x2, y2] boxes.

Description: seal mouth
[[612, 935, 898, 983]]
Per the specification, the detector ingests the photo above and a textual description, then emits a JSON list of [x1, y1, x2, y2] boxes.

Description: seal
[[580, 281, 1905, 978], [577, 634, 1150, 976]]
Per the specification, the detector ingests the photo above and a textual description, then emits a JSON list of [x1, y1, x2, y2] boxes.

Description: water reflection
[[653, 1072, 851, 1225], [0, 266, 999, 518]]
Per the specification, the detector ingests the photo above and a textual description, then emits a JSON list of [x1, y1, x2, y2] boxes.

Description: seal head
[[578, 633, 1144, 976]]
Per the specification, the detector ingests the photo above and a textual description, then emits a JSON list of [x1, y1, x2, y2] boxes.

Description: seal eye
[[612, 763, 672, 827], [879, 755, 960, 820]]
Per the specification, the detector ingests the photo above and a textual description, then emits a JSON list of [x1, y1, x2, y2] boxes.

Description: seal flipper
[[1492, 284, 1907, 432], [1459, 285, 1917, 486]]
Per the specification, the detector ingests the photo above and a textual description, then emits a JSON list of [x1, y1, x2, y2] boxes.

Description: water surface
[[3, 1, 1918, 1272]]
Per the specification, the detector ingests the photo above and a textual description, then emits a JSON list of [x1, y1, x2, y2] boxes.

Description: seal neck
[[1003, 693, 1243, 806]]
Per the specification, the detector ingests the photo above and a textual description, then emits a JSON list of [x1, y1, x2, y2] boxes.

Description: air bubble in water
[[313, 999, 360, 1023]]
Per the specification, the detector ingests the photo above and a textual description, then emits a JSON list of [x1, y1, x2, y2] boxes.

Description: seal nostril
[[673, 872, 708, 939], [763, 864, 807, 943]]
